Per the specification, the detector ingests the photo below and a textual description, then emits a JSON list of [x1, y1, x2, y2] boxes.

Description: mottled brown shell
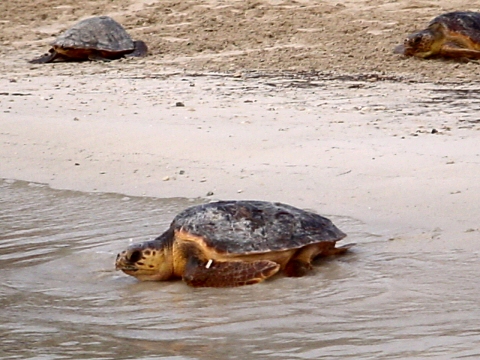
[[52, 16, 135, 53], [430, 11, 480, 43], [163, 200, 346, 254]]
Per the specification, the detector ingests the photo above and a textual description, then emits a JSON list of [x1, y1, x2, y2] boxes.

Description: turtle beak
[[393, 44, 406, 55], [115, 246, 142, 271]]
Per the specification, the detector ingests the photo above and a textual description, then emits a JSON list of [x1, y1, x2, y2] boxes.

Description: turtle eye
[[128, 250, 142, 263]]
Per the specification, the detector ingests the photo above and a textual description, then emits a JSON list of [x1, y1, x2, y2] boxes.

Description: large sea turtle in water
[[115, 200, 353, 287], [30, 16, 148, 63], [394, 11, 480, 59]]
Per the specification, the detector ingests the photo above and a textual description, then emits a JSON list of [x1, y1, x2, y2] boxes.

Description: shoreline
[[2, 72, 480, 250]]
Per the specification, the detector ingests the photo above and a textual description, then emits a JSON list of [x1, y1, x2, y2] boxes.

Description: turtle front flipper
[[439, 46, 480, 60], [87, 52, 114, 62], [182, 257, 280, 288]]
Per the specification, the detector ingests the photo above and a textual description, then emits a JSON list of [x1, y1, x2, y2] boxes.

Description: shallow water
[[1, 179, 479, 359]]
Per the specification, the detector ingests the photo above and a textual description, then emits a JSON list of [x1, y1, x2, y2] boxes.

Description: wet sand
[[2, 71, 480, 251], [1, 0, 480, 250]]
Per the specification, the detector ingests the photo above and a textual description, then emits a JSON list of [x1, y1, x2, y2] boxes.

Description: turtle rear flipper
[[183, 258, 280, 288], [321, 242, 356, 256], [126, 40, 148, 57]]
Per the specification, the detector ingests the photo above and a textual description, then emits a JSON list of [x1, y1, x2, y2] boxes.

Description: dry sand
[[1, 0, 480, 249]]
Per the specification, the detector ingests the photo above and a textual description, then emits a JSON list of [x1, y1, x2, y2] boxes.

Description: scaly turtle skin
[[394, 11, 480, 59], [115, 200, 353, 287], [30, 16, 148, 63]]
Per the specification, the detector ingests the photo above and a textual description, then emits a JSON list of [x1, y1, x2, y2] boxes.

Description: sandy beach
[[2, 0, 480, 249]]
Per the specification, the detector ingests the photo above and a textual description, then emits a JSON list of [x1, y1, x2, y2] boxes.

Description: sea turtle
[[394, 11, 480, 59], [29, 16, 148, 63], [115, 200, 353, 287]]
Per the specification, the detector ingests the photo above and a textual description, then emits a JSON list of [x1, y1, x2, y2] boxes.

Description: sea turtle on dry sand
[[115, 200, 354, 288], [394, 11, 480, 59], [29, 16, 148, 63]]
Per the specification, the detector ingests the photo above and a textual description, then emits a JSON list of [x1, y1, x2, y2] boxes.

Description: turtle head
[[115, 238, 173, 281], [397, 24, 444, 58]]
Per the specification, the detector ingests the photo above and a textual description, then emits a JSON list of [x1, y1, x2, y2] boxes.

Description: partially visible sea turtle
[[30, 16, 148, 63], [115, 200, 353, 287], [394, 11, 480, 59]]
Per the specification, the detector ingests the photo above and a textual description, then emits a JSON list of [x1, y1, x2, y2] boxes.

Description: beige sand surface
[[1, 0, 480, 249]]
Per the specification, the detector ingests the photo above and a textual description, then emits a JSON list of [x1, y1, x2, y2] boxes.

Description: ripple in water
[[0, 179, 479, 359]]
